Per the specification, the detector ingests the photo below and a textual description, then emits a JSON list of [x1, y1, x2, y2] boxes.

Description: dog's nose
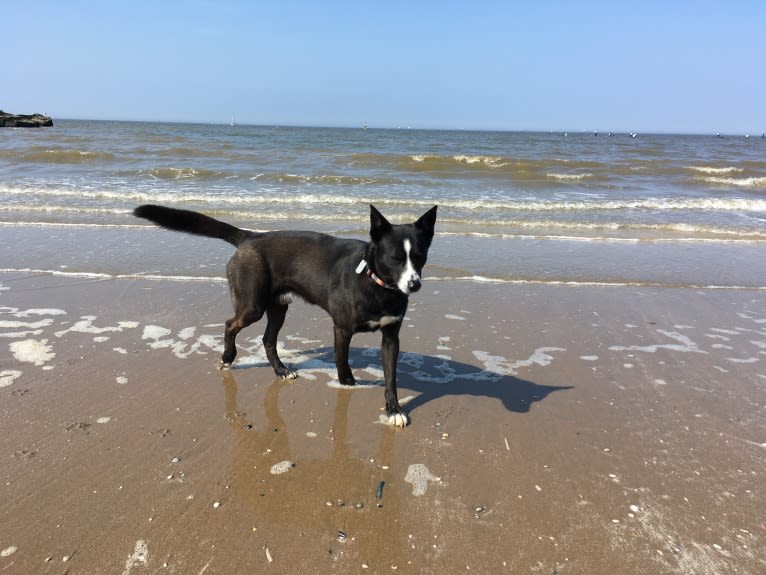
[[407, 278, 421, 293]]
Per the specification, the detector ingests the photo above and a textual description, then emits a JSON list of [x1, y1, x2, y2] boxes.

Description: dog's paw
[[217, 360, 231, 370], [274, 365, 298, 380], [384, 412, 409, 428]]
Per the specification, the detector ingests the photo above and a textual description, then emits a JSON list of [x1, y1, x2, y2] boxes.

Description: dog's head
[[369, 204, 437, 294]]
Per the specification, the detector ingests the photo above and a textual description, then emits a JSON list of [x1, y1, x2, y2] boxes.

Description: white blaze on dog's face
[[397, 239, 421, 294]]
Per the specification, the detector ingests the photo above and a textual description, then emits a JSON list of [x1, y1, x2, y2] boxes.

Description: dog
[[133, 204, 437, 427]]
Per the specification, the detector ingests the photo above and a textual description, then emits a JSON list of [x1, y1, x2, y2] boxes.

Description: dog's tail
[[133, 204, 248, 247]]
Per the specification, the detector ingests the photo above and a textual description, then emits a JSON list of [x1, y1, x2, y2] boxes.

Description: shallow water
[[2, 121, 765, 287]]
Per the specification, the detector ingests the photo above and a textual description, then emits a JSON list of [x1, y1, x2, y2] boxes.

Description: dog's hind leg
[[220, 306, 264, 368], [263, 301, 298, 379], [333, 325, 356, 386], [219, 250, 267, 369]]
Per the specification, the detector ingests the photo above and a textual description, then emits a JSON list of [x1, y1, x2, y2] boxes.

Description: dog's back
[[231, 230, 365, 308]]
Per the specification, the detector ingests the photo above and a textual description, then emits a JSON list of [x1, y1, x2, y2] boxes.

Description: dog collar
[[356, 259, 398, 291]]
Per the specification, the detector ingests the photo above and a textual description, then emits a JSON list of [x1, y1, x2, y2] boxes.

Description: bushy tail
[[133, 205, 248, 247]]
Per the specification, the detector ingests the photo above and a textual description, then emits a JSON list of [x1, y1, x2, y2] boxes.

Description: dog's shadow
[[238, 344, 573, 418]]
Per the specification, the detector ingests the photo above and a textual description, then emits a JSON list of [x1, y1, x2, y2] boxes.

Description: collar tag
[[355, 259, 367, 274]]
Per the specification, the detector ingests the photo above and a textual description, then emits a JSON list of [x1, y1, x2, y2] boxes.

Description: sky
[[3, 0, 764, 134]]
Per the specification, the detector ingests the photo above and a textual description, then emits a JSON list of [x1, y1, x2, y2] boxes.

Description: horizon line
[[49, 117, 765, 138]]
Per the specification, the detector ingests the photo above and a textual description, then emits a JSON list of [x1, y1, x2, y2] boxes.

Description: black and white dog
[[133, 204, 437, 427]]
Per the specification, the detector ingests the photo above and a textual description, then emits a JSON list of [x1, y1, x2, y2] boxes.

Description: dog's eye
[[390, 254, 404, 263]]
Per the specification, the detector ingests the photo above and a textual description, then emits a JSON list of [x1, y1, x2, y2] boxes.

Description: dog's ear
[[415, 205, 438, 238], [370, 204, 392, 242]]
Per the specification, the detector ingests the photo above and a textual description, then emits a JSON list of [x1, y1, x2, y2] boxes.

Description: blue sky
[[4, 1, 764, 133]]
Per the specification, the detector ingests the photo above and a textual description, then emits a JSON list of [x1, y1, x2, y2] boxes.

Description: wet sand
[[1, 271, 764, 574]]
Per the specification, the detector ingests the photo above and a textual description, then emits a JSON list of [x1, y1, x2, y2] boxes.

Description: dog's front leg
[[333, 325, 356, 386], [381, 324, 407, 427]]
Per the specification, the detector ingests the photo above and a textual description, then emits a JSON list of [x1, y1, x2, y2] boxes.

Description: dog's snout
[[408, 278, 422, 293]]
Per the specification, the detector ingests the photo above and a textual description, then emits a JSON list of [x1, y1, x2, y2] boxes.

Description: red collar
[[357, 259, 398, 291]]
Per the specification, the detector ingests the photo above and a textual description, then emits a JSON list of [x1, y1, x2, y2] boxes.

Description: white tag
[[355, 259, 367, 274]]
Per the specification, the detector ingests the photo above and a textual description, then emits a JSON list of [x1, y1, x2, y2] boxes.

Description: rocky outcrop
[[0, 110, 53, 127]]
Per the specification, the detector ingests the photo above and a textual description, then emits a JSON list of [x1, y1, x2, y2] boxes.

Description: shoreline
[[2, 224, 766, 290], [3, 268, 766, 292], [1, 271, 764, 573]]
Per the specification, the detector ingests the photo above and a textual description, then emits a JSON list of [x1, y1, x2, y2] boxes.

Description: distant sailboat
[[230, 113, 236, 127]]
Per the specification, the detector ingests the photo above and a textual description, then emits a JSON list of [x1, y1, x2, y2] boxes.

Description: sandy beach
[[1, 271, 764, 574]]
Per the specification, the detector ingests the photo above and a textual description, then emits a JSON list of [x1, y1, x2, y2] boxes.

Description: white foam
[[9, 308, 66, 318], [0, 370, 23, 388], [686, 166, 743, 174], [55, 316, 138, 338], [96, 417, 111, 424], [0, 308, 63, 338], [0, 329, 44, 338], [445, 314, 466, 320], [122, 540, 148, 575], [610, 330, 706, 354], [142, 325, 172, 341], [10, 339, 55, 366], [427, 276, 766, 290], [453, 154, 507, 167], [737, 312, 766, 324], [270, 461, 295, 474], [0, 267, 228, 284], [699, 176, 766, 188], [580, 355, 599, 361], [726, 357, 759, 364], [177, 327, 196, 340], [0, 319, 54, 329], [326, 379, 382, 389], [473, 347, 566, 376], [404, 464, 441, 496], [547, 172, 593, 181], [142, 325, 224, 359]]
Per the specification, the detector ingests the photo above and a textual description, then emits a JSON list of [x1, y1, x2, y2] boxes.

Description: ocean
[[2, 120, 765, 288]]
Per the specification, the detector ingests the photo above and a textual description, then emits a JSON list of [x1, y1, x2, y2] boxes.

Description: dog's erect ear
[[370, 204, 392, 242], [415, 205, 438, 238]]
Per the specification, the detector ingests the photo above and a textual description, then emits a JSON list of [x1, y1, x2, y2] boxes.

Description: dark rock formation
[[0, 110, 53, 127]]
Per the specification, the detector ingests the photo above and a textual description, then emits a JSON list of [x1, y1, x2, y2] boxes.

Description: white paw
[[281, 370, 299, 380], [386, 412, 409, 428], [217, 360, 231, 371]]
